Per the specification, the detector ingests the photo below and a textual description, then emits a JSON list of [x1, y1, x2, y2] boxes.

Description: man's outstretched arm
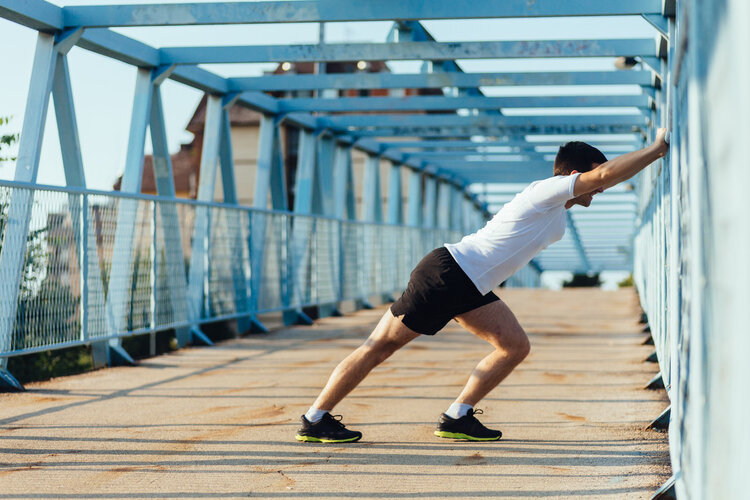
[[574, 128, 670, 196]]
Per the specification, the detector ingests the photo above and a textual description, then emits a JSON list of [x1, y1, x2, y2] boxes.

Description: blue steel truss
[[0, 0, 667, 353], [11, 2, 750, 499], [0, 6, 681, 487]]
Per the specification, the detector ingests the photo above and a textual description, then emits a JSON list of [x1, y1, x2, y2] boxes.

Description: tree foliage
[[562, 272, 602, 287], [0, 115, 19, 163]]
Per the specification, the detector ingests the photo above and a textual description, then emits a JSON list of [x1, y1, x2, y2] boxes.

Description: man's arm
[[574, 128, 670, 196]]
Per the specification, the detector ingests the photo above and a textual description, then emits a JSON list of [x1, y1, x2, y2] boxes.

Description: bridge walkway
[[0, 289, 670, 498]]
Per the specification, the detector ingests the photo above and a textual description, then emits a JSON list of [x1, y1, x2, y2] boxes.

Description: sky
[[0, 2, 658, 287]]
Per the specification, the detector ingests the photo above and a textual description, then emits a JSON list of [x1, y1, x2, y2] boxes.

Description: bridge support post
[[333, 143, 357, 309], [360, 153, 384, 308], [646, 405, 670, 431], [0, 33, 57, 363], [217, 97, 252, 335], [386, 160, 404, 296], [314, 134, 342, 318], [149, 78, 192, 347], [437, 180, 451, 231], [185, 94, 223, 346], [250, 114, 286, 332], [0, 360, 24, 392], [423, 173, 437, 229], [650, 475, 676, 500], [284, 128, 317, 326], [94, 68, 156, 366]]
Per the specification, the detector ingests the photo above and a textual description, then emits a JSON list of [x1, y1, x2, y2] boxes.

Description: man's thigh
[[364, 308, 421, 351], [453, 298, 526, 349]]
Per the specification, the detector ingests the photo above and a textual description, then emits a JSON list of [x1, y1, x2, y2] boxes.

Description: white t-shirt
[[445, 173, 580, 295]]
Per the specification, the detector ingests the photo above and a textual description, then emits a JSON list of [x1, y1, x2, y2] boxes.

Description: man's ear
[[570, 170, 579, 175]]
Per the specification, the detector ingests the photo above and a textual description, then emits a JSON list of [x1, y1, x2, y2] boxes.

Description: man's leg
[[452, 298, 530, 406], [311, 308, 420, 412], [433, 298, 529, 441], [296, 309, 420, 442]]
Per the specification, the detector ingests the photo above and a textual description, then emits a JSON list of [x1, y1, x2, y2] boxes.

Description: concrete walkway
[[0, 289, 670, 499]]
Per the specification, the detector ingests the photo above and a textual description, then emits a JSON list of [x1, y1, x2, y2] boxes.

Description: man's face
[[569, 163, 603, 208]]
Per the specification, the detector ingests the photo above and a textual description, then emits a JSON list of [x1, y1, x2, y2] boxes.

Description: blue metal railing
[[633, 1, 750, 497], [0, 180, 523, 359]]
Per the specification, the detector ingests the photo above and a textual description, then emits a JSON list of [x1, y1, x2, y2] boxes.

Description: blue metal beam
[[443, 165, 553, 183], [435, 160, 550, 169], [228, 71, 657, 92], [61, 1, 663, 27], [0, 0, 62, 32], [351, 124, 644, 138], [278, 95, 652, 113], [160, 39, 658, 65], [408, 152, 554, 160], [379, 139, 642, 150], [323, 113, 648, 129]]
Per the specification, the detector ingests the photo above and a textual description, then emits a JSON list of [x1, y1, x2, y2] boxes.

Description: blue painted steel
[[332, 145, 356, 220], [278, 95, 652, 113], [0, 0, 63, 31], [422, 175, 437, 228], [361, 154, 383, 223], [316, 135, 336, 217], [407, 152, 554, 161], [436, 181, 451, 230], [160, 39, 658, 65], [0, 33, 57, 360], [406, 168, 422, 227], [380, 139, 642, 150], [186, 94, 222, 340], [148, 84, 193, 344], [293, 130, 318, 215], [323, 113, 649, 129], [217, 108, 239, 204], [60, 1, 662, 27], [350, 124, 643, 138], [228, 71, 657, 92], [51, 55, 84, 187], [287, 129, 319, 324], [217, 107, 253, 333], [96, 67, 155, 365], [248, 115, 281, 330], [395, 20, 497, 134], [387, 162, 403, 225], [0, 179, 461, 357]]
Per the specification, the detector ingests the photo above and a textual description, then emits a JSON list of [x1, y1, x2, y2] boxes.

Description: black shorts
[[390, 247, 500, 335]]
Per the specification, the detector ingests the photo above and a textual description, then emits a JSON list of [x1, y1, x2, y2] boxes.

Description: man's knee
[[363, 338, 404, 364], [513, 332, 531, 361], [491, 328, 530, 362]]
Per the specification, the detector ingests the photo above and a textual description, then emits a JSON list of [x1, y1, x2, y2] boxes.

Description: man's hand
[[653, 128, 670, 158]]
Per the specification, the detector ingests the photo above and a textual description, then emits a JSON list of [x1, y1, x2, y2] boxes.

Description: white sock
[[445, 402, 473, 419], [305, 407, 328, 423]]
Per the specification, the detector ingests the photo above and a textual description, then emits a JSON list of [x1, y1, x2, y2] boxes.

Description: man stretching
[[296, 128, 669, 443]]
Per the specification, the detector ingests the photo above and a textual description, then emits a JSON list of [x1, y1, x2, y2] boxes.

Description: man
[[295, 128, 670, 443]]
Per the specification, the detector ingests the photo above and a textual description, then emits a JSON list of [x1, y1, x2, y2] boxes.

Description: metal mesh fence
[[0, 182, 506, 359]]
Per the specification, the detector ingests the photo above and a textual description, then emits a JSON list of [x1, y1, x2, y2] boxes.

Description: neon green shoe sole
[[295, 434, 361, 443], [434, 430, 501, 441]]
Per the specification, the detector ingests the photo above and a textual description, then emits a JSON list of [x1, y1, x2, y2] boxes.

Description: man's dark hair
[[553, 141, 607, 176]]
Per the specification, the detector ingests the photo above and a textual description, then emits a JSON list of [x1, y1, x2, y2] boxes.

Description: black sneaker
[[295, 413, 362, 443], [434, 409, 502, 441]]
